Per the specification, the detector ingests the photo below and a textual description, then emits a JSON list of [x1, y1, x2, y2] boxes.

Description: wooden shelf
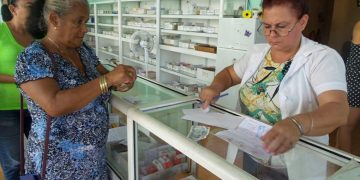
[[160, 45, 217, 60]]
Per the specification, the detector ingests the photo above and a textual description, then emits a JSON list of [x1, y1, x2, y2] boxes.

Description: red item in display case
[[159, 157, 173, 169], [144, 164, 158, 175], [174, 154, 186, 165]]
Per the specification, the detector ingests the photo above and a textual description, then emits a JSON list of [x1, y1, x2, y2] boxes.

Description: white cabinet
[[218, 18, 265, 51], [215, 18, 266, 110]]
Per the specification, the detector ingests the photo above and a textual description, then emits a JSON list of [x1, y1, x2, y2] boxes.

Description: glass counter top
[[110, 76, 186, 115], [124, 99, 360, 180]]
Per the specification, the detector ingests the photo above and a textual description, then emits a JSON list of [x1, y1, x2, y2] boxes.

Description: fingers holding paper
[[261, 119, 301, 155]]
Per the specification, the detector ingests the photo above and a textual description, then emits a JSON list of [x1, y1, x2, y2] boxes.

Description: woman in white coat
[[200, 0, 349, 179]]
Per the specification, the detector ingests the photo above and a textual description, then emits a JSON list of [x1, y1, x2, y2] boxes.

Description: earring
[[54, 27, 57, 30]]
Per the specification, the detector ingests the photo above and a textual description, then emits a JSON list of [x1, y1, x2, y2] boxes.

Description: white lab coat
[[233, 36, 347, 180]]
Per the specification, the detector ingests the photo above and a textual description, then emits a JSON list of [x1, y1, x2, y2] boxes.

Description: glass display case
[[121, 99, 360, 180], [107, 76, 187, 179]]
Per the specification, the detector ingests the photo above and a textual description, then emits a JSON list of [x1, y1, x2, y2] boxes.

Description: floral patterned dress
[[239, 51, 292, 124], [15, 41, 111, 179], [346, 42, 360, 108]]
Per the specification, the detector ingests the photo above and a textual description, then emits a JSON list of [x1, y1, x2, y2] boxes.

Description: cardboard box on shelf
[[194, 44, 217, 53]]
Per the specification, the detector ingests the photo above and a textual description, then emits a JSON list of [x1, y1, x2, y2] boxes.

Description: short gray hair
[[44, 0, 89, 21]]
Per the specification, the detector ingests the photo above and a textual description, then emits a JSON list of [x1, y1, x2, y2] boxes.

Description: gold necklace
[[269, 49, 296, 64], [47, 37, 79, 68]]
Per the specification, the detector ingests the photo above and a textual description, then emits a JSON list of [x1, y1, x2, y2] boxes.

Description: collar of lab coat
[[241, 36, 326, 85]]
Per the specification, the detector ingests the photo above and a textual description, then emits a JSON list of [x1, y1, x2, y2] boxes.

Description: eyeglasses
[[257, 20, 299, 37]]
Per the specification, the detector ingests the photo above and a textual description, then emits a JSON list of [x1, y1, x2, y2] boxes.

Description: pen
[[213, 92, 229, 100]]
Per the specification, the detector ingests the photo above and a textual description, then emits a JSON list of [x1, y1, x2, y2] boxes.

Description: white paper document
[[216, 127, 272, 163], [216, 115, 273, 163], [181, 108, 245, 129], [238, 117, 272, 137], [182, 108, 273, 162]]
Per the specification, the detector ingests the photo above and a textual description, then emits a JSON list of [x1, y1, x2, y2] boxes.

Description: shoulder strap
[[19, 42, 58, 179], [20, 93, 51, 179], [20, 95, 25, 175]]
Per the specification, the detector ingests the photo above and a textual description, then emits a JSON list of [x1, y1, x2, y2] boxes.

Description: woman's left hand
[[110, 66, 137, 92], [112, 81, 135, 92], [261, 119, 301, 155]]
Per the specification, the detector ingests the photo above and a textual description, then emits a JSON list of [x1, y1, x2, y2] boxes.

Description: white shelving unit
[[157, 0, 223, 90], [84, 0, 122, 66], [85, 0, 258, 95], [119, 0, 158, 80]]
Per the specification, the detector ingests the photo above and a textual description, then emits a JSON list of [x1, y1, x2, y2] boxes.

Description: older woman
[[15, 0, 136, 179], [0, 0, 34, 179], [200, 0, 348, 178]]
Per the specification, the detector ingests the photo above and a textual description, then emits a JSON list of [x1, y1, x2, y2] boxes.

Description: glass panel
[[141, 100, 356, 179], [112, 77, 184, 106], [136, 124, 222, 180], [107, 78, 185, 179]]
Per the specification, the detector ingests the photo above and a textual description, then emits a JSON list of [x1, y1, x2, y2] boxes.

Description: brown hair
[[262, 0, 309, 19]]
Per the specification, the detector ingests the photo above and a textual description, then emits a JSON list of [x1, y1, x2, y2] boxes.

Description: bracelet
[[290, 117, 304, 136], [99, 75, 108, 94], [99, 76, 104, 93], [307, 114, 314, 134]]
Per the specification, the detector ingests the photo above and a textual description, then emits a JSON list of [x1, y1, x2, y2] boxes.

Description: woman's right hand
[[105, 64, 137, 92], [199, 86, 220, 109]]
